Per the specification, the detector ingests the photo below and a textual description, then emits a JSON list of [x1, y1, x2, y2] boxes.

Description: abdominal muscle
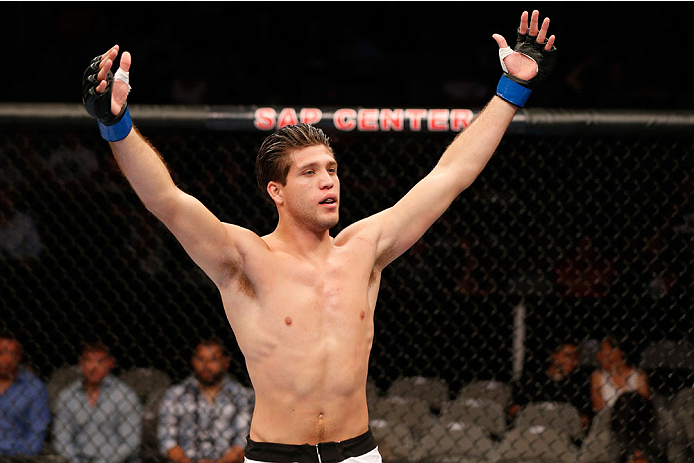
[[241, 318, 373, 445], [222, 273, 377, 445]]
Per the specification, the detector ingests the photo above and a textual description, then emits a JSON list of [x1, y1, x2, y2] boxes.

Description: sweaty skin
[[92, 8, 555, 448]]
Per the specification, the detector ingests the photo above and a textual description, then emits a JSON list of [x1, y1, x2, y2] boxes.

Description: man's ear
[[267, 181, 283, 205]]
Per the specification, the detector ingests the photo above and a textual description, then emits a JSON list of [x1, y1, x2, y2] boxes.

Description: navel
[[285, 317, 293, 326], [360, 311, 366, 320]]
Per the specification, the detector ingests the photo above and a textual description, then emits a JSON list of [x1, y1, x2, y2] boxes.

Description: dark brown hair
[[81, 341, 112, 357], [196, 337, 229, 358], [255, 123, 333, 203]]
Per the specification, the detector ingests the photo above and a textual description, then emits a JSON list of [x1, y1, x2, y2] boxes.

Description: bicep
[[157, 190, 242, 283], [372, 166, 461, 268]]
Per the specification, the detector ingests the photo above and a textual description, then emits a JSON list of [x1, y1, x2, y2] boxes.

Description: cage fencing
[[1, 104, 694, 462]]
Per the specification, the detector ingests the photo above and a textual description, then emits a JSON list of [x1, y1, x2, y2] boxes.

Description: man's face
[[0, 338, 22, 379], [551, 344, 577, 374], [79, 349, 114, 385], [192, 344, 229, 386], [275, 145, 340, 232]]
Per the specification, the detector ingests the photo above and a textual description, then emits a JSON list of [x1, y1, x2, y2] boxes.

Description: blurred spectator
[[53, 341, 141, 463], [47, 132, 99, 191], [158, 338, 253, 463], [643, 174, 694, 300], [0, 184, 43, 270], [555, 234, 619, 299], [0, 331, 51, 456], [611, 392, 666, 463], [591, 336, 649, 413], [509, 342, 592, 429]]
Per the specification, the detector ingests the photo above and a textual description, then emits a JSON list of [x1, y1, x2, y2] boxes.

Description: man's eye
[[304, 170, 314, 175]]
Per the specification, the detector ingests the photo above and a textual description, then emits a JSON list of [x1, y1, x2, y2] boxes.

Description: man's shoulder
[[17, 368, 49, 392], [56, 378, 83, 402], [162, 376, 195, 400], [108, 375, 141, 402]]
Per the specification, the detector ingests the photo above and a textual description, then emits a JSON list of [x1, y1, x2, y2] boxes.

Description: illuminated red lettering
[[380, 108, 404, 131], [300, 108, 322, 125], [277, 108, 299, 128], [254, 107, 276, 130], [404, 109, 427, 131], [428, 109, 449, 131], [333, 108, 357, 131], [450, 109, 474, 132], [358, 109, 379, 131]]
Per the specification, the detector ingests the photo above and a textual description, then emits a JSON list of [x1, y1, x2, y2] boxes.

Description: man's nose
[[319, 171, 335, 189]]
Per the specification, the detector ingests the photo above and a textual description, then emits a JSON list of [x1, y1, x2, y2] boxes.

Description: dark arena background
[[2, 2, 694, 462]]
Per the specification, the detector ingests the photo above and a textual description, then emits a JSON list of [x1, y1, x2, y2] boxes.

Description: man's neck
[[198, 380, 223, 403], [84, 381, 103, 406], [0, 374, 17, 394], [268, 219, 333, 260]]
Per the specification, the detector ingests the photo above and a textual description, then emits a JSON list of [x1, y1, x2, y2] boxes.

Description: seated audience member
[[0, 331, 51, 456], [611, 392, 667, 463], [510, 342, 593, 429], [591, 336, 649, 413], [159, 338, 253, 463], [53, 341, 142, 463]]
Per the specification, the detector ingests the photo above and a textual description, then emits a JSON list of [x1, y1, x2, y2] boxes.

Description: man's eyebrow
[[296, 159, 338, 171]]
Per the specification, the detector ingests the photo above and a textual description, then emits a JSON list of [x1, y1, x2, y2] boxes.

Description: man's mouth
[[319, 198, 337, 205]]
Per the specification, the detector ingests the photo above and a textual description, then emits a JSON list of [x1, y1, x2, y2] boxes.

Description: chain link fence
[[1, 105, 694, 462]]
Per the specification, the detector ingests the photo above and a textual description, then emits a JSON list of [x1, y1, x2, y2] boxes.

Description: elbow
[[144, 190, 183, 222]]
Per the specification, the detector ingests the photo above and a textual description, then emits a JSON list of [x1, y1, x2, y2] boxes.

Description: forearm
[[436, 96, 517, 191], [109, 126, 180, 217]]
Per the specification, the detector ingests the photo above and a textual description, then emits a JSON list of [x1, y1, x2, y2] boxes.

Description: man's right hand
[[82, 45, 134, 141], [94, 45, 131, 117]]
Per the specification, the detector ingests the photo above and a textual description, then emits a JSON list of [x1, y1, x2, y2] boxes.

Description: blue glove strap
[[98, 107, 132, 142], [496, 75, 532, 107]]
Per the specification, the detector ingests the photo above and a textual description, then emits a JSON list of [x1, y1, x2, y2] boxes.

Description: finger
[[100, 45, 119, 67], [119, 51, 131, 73], [95, 80, 107, 94], [545, 35, 556, 51], [519, 10, 529, 34], [492, 33, 509, 49], [529, 10, 540, 36], [97, 58, 113, 82], [537, 17, 550, 43], [101, 44, 119, 60]]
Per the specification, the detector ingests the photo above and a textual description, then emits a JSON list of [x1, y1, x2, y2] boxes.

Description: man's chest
[[226, 248, 378, 343]]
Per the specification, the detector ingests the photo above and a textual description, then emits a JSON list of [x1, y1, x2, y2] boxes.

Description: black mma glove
[[81, 54, 132, 141], [496, 29, 558, 107]]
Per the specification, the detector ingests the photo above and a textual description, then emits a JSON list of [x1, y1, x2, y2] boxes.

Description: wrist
[[98, 106, 132, 142], [496, 75, 532, 108]]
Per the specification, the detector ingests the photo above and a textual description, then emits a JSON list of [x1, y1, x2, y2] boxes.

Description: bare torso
[[218, 227, 380, 445]]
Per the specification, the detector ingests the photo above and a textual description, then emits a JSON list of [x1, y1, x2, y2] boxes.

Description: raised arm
[[349, 10, 557, 269], [82, 46, 248, 285]]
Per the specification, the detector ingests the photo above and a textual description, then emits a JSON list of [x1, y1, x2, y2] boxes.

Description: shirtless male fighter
[[81, 10, 556, 463]]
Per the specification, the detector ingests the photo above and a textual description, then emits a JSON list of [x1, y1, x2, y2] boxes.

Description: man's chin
[[321, 212, 339, 230], [197, 373, 223, 386]]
